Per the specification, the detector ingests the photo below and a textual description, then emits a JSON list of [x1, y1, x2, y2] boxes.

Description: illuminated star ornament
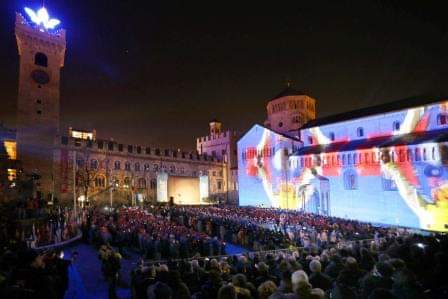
[[24, 7, 61, 29]]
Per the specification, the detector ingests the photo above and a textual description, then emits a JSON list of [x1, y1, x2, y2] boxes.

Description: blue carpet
[[64, 243, 137, 299], [225, 243, 249, 255], [64, 242, 247, 299]]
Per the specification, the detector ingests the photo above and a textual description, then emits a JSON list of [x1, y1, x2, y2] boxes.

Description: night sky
[[1, 0, 447, 150]]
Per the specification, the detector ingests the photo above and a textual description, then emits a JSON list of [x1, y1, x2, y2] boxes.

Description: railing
[[139, 238, 377, 266], [34, 229, 82, 251]]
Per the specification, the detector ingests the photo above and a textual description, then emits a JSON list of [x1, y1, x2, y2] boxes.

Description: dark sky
[[1, 0, 448, 150]]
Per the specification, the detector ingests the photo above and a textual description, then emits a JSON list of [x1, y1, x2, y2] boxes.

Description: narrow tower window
[[35, 52, 48, 67]]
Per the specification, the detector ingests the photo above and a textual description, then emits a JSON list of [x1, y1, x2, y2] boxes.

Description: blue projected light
[[24, 7, 60, 29]]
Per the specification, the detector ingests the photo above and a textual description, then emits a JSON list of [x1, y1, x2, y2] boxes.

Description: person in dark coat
[[308, 259, 332, 292]]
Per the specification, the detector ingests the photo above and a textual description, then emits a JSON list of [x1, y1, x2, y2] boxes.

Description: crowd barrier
[[34, 229, 82, 251], [139, 238, 376, 266]]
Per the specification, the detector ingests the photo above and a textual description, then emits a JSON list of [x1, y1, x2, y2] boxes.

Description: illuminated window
[[437, 114, 448, 125], [329, 132, 335, 141], [35, 52, 48, 67], [125, 162, 131, 171], [114, 161, 121, 170], [393, 121, 400, 131], [356, 127, 364, 137], [7, 169, 16, 181], [4, 141, 16, 160], [344, 170, 357, 190], [71, 130, 93, 140], [90, 159, 98, 170]]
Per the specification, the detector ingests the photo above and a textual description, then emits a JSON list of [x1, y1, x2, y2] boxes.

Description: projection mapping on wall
[[238, 101, 448, 232]]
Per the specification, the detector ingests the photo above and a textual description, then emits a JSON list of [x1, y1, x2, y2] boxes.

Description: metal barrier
[[139, 237, 377, 266], [34, 229, 82, 251]]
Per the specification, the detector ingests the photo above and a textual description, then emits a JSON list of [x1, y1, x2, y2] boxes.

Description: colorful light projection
[[24, 7, 60, 29], [238, 125, 300, 209], [238, 103, 448, 232]]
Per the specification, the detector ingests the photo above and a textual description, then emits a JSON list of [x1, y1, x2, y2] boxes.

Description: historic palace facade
[[9, 9, 230, 206]]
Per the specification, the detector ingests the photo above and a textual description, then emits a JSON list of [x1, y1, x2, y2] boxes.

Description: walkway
[[64, 242, 248, 299]]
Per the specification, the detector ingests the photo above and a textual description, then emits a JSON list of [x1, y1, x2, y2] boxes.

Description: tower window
[[35, 52, 48, 67]]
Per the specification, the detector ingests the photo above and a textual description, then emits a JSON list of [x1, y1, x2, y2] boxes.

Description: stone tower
[[264, 85, 316, 137], [209, 119, 222, 136], [15, 9, 66, 197]]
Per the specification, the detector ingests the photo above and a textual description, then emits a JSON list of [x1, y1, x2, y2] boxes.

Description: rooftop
[[269, 86, 308, 102], [301, 94, 446, 129]]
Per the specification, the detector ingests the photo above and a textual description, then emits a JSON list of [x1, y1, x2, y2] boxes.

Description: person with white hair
[[309, 259, 332, 291]]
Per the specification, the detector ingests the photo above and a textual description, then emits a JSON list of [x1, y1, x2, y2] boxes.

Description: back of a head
[[257, 280, 277, 299], [309, 259, 322, 273], [232, 273, 247, 287], [146, 282, 172, 299], [218, 284, 237, 299], [291, 270, 309, 285]]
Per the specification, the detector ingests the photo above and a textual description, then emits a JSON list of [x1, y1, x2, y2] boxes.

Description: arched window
[[406, 149, 412, 162], [135, 162, 140, 172], [393, 121, 400, 131], [144, 163, 150, 171], [138, 178, 146, 188], [114, 161, 120, 170], [415, 148, 421, 161], [125, 162, 131, 171], [94, 176, 106, 188], [356, 127, 364, 137], [329, 132, 335, 141], [35, 52, 48, 67], [150, 179, 157, 189], [90, 159, 98, 170], [437, 114, 448, 125], [344, 170, 358, 190]]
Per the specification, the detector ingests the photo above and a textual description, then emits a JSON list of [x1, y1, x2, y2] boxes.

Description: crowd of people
[[131, 233, 448, 299], [1, 203, 447, 299]]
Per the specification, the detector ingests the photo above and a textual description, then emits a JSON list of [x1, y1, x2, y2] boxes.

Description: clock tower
[[15, 9, 66, 197]]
